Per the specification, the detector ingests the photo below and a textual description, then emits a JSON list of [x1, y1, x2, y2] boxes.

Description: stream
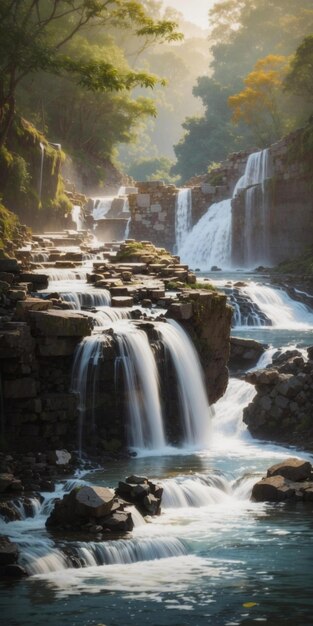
[[1, 262, 313, 626]]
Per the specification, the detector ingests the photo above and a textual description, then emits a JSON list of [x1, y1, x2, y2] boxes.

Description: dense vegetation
[[173, 0, 313, 181], [0, 0, 182, 234]]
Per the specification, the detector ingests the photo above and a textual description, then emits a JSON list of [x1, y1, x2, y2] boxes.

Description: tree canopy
[[173, 0, 313, 182], [0, 0, 182, 146]]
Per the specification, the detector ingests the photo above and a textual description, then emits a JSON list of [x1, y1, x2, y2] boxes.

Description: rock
[[111, 296, 133, 307], [102, 511, 134, 532], [48, 450, 72, 466], [75, 486, 114, 518], [0, 537, 19, 565], [143, 493, 161, 515], [0, 503, 21, 522], [0, 258, 20, 273], [126, 475, 148, 485], [8, 289, 27, 301], [4, 564, 28, 578], [14, 297, 53, 320], [0, 280, 10, 295], [20, 273, 48, 288], [0, 473, 14, 492], [252, 476, 295, 502], [267, 458, 312, 482], [28, 310, 92, 337], [3, 377, 37, 399], [167, 302, 193, 321]]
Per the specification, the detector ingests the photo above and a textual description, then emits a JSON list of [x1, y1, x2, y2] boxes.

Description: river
[[1, 262, 313, 626]]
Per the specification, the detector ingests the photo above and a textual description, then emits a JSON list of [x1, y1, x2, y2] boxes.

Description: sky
[[163, 0, 216, 28]]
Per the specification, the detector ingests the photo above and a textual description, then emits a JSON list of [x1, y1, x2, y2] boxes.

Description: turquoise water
[[1, 273, 313, 626]]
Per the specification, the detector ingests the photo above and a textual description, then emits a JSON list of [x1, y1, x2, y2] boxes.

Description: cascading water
[[156, 320, 211, 447], [71, 334, 110, 454], [71, 319, 211, 454], [38, 142, 45, 202], [238, 282, 313, 329], [241, 149, 272, 267], [179, 148, 272, 270], [93, 197, 114, 221], [72, 205, 84, 231], [175, 188, 192, 251], [114, 323, 165, 450], [178, 199, 232, 270], [60, 289, 111, 310]]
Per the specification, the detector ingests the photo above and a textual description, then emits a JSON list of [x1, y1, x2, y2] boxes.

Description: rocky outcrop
[[252, 458, 313, 502], [229, 337, 268, 373], [232, 128, 313, 266], [0, 237, 231, 454], [46, 477, 162, 535], [243, 349, 313, 449]]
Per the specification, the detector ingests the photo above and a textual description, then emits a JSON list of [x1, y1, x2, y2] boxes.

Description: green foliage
[[0, 0, 181, 147], [0, 203, 21, 249], [128, 156, 179, 183], [165, 281, 216, 292], [173, 0, 313, 181], [272, 246, 313, 276], [284, 35, 313, 102]]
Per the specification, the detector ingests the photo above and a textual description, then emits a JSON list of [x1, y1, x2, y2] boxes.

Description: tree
[[284, 35, 313, 103], [0, 0, 182, 146], [228, 55, 290, 145], [173, 0, 313, 180]]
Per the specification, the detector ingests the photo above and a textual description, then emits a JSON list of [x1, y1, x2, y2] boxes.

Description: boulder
[[0, 537, 19, 565], [111, 296, 133, 307], [48, 450, 72, 466], [14, 297, 53, 320], [28, 310, 92, 337], [75, 486, 114, 519], [102, 511, 134, 532], [252, 476, 295, 502], [267, 458, 312, 482], [0, 474, 15, 492]]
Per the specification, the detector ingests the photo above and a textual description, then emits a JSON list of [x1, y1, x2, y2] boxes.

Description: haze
[[163, 0, 216, 27]]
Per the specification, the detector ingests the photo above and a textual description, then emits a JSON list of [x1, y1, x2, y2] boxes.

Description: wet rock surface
[[0, 235, 231, 454], [244, 349, 313, 449], [252, 458, 313, 502], [46, 476, 162, 536]]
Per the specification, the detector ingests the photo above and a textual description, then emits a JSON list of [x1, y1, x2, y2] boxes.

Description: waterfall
[[93, 197, 114, 221], [175, 188, 192, 250], [38, 142, 45, 202], [241, 149, 272, 268], [114, 323, 165, 450], [124, 217, 131, 240], [239, 283, 313, 329], [178, 199, 232, 270], [155, 320, 211, 446], [60, 290, 111, 310], [71, 319, 211, 453], [19, 536, 187, 575], [72, 205, 83, 231], [179, 148, 272, 270], [161, 475, 230, 508], [71, 335, 109, 455]]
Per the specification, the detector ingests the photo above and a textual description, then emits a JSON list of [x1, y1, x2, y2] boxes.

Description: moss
[[0, 202, 28, 251], [166, 280, 216, 292], [271, 246, 313, 276], [1, 115, 71, 230]]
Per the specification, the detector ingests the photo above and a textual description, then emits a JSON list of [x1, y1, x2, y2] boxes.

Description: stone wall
[[231, 129, 313, 266], [128, 181, 178, 250]]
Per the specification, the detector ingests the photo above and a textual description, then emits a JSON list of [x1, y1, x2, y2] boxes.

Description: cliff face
[[0, 117, 72, 232], [232, 127, 313, 266], [0, 240, 232, 454]]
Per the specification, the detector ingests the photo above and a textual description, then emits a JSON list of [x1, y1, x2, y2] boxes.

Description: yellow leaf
[[243, 602, 258, 608]]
